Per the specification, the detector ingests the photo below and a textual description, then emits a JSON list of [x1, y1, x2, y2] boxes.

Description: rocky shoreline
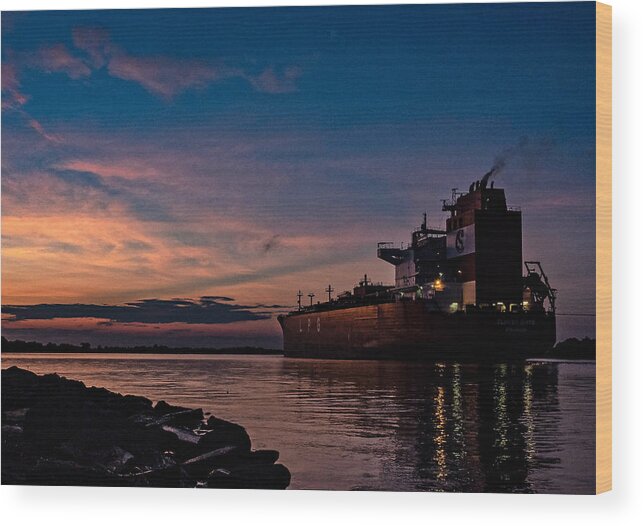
[[1, 366, 290, 489]]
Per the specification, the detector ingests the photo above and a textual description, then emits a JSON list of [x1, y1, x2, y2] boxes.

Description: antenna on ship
[[308, 292, 315, 307], [297, 290, 303, 311], [325, 284, 334, 302]]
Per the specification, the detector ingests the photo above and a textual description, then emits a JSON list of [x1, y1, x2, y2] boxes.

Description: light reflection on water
[[1, 353, 595, 493]]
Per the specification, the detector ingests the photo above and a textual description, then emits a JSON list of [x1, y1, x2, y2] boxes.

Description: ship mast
[[325, 284, 334, 302]]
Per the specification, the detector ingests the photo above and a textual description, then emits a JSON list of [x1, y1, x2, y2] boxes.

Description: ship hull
[[279, 301, 556, 360]]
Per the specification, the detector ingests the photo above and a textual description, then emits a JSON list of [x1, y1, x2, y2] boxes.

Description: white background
[[1, 0, 640, 524]]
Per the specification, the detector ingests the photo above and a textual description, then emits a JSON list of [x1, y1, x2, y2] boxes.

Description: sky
[[1, 3, 596, 348]]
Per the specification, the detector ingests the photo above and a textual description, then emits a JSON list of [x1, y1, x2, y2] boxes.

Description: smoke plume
[[262, 234, 281, 253], [488, 136, 555, 180]]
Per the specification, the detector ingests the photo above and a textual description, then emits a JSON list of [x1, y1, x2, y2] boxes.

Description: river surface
[[1, 353, 595, 493]]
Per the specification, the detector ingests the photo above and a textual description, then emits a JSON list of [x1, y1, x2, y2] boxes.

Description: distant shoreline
[[0, 336, 594, 360], [0, 337, 282, 356], [1, 349, 284, 355]]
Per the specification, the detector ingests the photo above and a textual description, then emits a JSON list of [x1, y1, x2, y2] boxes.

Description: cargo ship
[[278, 172, 557, 359]]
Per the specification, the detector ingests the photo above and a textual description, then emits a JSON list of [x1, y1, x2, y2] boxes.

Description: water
[[1, 353, 596, 493]]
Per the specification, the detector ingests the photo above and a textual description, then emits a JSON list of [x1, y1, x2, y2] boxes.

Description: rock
[[207, 463, 291, 490], [3, 407, 29, 425], [205, 468, 232, 487], [181, 446, 239, 478], [1, 367, 289, 489], [1, 455, 26, 484], [25, 459, 120, 487], [246, 449, 280, 465], [119, 394, 154, 416], [2, 424, 24, 439], [125, 450, 176, 474], [91, 446, 135, 474], [127, 413, 159, 427], [1, 424, 24, 474], [120, 426, 186, 461], [148, 464, 191, 488], [22, 401, 127, 454], [153, 400, 181, 414], [143, 408, 204, 429], [126, 463, 191, 488], [176, 448, 281, 483], [198, 416, 251, 453], [161, 425, 200, 445], [1, 367, 40, 410], [168, 408, 204, 427], [233, 463, 291, 489]]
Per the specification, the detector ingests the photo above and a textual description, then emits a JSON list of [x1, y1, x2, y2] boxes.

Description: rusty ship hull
[[279, 301, 556, 360]]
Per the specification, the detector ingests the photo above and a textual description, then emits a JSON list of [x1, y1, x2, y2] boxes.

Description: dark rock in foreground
[[1, 366, 290, 489]]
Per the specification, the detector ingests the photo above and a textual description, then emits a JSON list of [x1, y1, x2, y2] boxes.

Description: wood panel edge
[[595, 0, 612, 495]]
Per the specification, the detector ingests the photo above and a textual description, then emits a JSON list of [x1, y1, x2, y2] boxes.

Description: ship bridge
[[376, 243, 406, 265], [377, 214, 446, 288]]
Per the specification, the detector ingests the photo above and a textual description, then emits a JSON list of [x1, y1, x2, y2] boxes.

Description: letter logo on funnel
[[455, 229, 465, 253]]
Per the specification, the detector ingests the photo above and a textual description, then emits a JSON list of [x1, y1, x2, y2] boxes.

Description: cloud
[[72, 26, 111, 68], [107, 53, 230, 99], [1, 124, 404, 311], [2, 297, 285, 325], [4, 26, 303, 110], [2, 59, 63, 143], [56, 159, 160, 180], [248, 66, 302, 94], [73, 26, 224, 99], [71, 26, 300, 98], [32, 43, 92, 79], [1, 63, 29, 109], [27, 118, 63, 143]]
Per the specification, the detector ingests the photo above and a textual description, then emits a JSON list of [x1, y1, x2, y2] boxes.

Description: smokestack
[[480, 169, 494, 189]]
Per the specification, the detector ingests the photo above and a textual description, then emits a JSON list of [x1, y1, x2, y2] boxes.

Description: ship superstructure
[[278, 174, 557, 359]]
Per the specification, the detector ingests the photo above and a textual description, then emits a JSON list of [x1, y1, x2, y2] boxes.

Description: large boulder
[[198, 416, 251, 452], [1, 367, 42, 410]]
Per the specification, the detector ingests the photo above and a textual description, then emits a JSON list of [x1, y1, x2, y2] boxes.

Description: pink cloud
[[71, 26, 236, 99], [2, 62, 20, 93], [9, 26, 303, 104], [72, 26, 111, 67], [71, 27, 301, 98], [57, 159, 159, 180], [249, 66, 302, 94], [34, 43, 92, 79], [107, 53, 229, 99], [27, 118, 63, 143], [3, 125, 391, 310], [1, 63, 29, 109], [2, 62, 60, 143]]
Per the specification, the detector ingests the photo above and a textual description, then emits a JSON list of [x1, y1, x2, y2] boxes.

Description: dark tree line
[[0, 337, 281, 355]]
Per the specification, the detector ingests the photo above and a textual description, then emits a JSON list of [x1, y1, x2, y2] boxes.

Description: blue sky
[[2, 3, 596, 347]]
